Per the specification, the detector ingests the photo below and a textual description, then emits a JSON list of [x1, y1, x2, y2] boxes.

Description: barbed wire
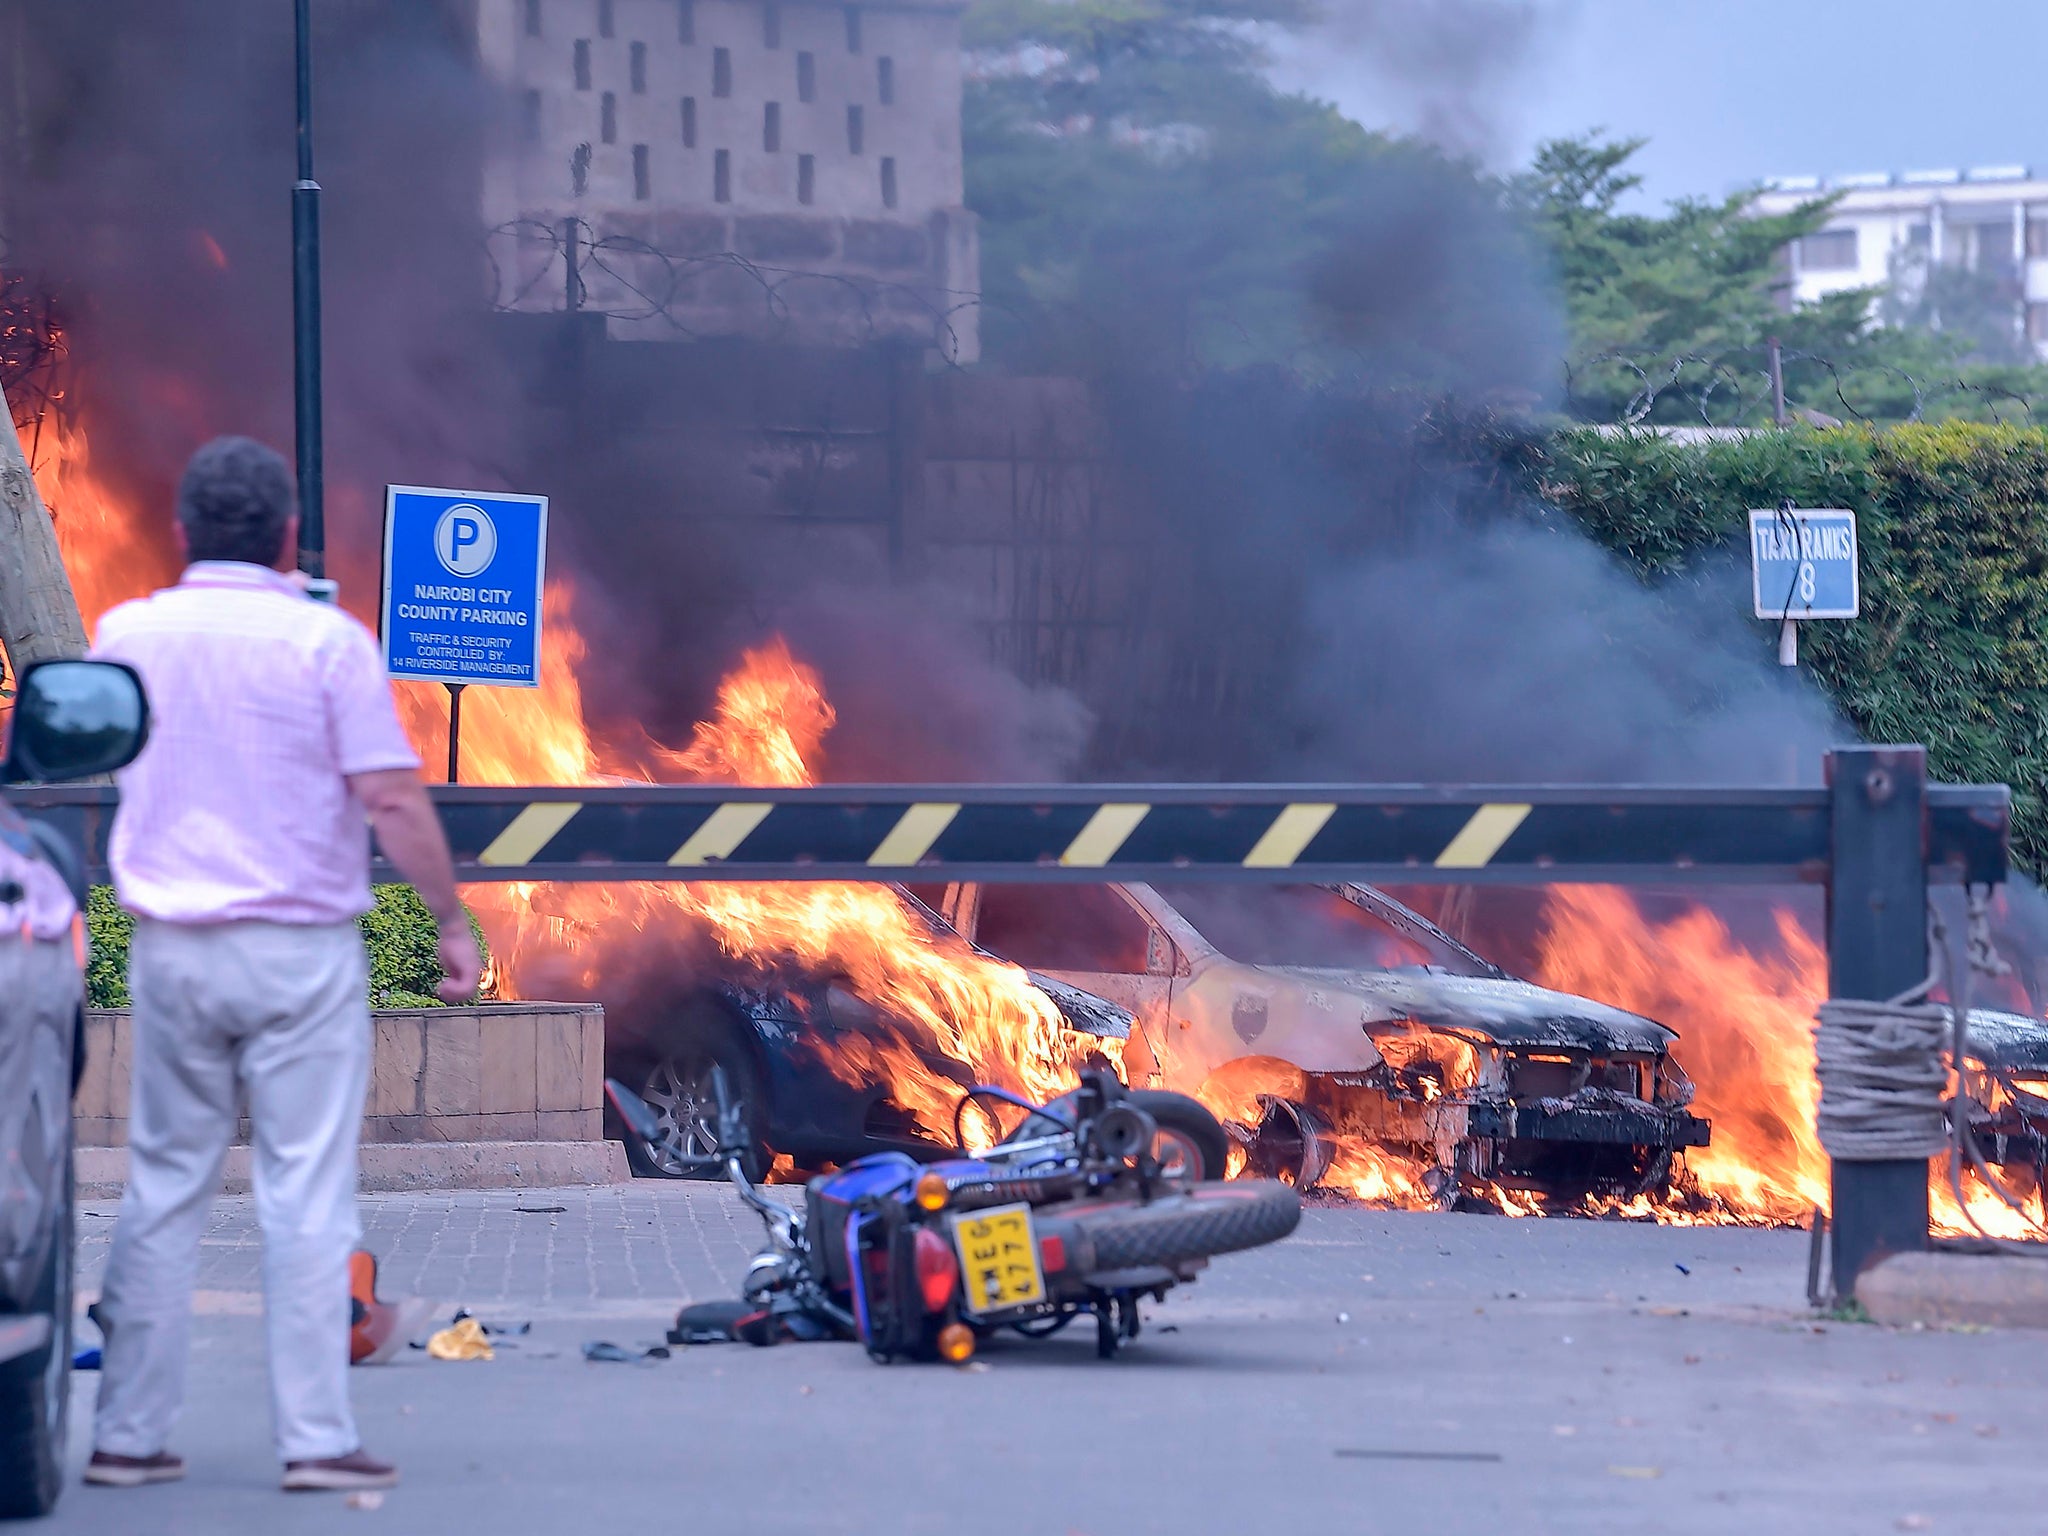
[[483, 218, 997, 366], [1566, 342, 2047, 430], [0, 247, 66, 464]]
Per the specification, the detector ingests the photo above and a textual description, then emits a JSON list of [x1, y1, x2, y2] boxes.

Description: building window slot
[[679, 0, 695, 44], [797, 51, 815, 102], [631, 41, 647, 92], [633, 144, 651, 200], [601, 91, 618, 143], [599, 0, 615, 38], [764, 3, 782, 48], [847, 103, 864, 155], [524, 0, 541, 37], [574, 38, 592, 89], [845, 5, 862, 53], [1798, 229, 1858, 272], [764, 101, 782, 152], [715, 148, 731, 203], [682, 96, 698, 147], [798, 153, 815, 205], [522, 88, 543, 141], [713, 46, 732, 97], [881, 155, 897, 208], [878, 56, 894, 105]]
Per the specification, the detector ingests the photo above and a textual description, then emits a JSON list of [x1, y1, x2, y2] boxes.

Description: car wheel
[[0, 1142, 72, 1519], [630, 1041, 768, 1184]]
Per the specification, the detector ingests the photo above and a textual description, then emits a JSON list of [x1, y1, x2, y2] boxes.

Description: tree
[[963, 0, 1553, 392], [1518, 134, 2048, 425]]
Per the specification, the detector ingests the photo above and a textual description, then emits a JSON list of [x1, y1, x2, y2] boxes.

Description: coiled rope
[[1813, 976, 1951, 1162]]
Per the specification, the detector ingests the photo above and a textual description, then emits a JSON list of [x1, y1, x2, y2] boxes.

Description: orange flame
[[26, 406, 2048, 1222], [1533, 886, 2047, 1235], [431, 636, 1117, 1145]]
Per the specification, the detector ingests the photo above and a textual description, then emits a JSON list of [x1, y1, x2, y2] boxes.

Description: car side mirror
[[3, 660, 151, 784]]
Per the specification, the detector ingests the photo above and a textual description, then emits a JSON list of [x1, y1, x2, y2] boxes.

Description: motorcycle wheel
[[1070, 1180, 1302, 1272], [1129, 1091, 1230, 1181], [630, 1041, 768, 1183]]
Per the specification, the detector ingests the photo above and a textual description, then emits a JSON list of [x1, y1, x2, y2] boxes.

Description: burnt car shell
[[1954, 1008, 2048, 1177], [934, 879, 1710, 1200]]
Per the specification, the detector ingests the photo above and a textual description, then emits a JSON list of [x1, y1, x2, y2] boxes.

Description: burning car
[[923, 881, 1711, 1205], [610, 894, 1134, 1181], [1952, 1009, 2048, 1194]]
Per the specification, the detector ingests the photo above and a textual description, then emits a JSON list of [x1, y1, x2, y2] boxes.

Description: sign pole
[[446, 683, 466, 785], [291, 0, 325, 578], [1779, 617, 1798, 668]]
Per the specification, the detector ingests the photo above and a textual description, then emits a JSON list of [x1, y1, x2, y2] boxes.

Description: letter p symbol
[[434, 503, 500, 578]]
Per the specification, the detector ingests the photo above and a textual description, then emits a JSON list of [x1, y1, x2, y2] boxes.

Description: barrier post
[[1825, 745, 1931, 1300]]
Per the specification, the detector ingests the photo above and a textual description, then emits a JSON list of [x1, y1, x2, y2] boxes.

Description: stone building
[[477, 0, 980, 359]]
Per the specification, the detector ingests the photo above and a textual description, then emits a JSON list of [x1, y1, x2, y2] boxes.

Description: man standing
[[85, 438, 481, 1494]]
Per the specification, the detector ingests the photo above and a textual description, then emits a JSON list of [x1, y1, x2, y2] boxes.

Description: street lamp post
[[292, 0, 325, 577]]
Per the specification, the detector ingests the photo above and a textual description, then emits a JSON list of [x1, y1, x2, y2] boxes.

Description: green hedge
[[85, 885, 490, 1011], [1538, 423, 2048, 870]]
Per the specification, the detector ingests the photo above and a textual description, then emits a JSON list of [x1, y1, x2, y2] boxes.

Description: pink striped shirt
[[94, 562, 422, 925]]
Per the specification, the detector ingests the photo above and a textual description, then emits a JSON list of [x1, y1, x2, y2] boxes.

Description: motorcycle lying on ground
[[605, 1070, 1302, 1362]]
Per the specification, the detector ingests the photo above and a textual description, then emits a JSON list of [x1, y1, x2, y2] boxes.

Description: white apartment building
[[1752, 166, 2048, 358], [476, 0, 980, 358]]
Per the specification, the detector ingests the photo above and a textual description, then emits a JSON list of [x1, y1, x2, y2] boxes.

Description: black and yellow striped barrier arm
[[5, 782, 2008, 887]]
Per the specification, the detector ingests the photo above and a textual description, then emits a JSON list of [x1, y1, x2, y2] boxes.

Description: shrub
[[83, 884, 490, 1011], [1539, 423, 2048, 870]]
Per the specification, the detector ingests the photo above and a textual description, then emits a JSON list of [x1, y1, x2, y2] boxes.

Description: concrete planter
[[78, 1003, 608, 1148]]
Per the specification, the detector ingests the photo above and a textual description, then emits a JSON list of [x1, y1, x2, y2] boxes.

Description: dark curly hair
[[175, 436, 295, 566]]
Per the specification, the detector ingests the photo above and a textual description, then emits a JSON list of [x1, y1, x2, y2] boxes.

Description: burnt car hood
[[1027, 972, 1132, 1040], [1963, 1009, 2048, 1074], [1255, 966, 1677, 1055], [719, 973, 1132, 1042]]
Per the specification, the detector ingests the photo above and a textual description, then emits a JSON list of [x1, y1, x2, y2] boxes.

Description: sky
[[1276, 0, 2048, 206]]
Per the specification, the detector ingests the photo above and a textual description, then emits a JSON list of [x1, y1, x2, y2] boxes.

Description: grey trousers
[[93, 920, 370, 1464]]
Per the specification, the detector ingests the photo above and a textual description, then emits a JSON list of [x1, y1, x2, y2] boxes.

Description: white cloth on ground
[[93, 919, 371, 1464]]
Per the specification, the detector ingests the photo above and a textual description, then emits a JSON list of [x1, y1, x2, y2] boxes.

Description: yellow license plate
[[951, 1203, 1046, 1315]]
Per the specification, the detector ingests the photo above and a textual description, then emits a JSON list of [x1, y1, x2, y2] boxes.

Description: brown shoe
[[83, 1450, 186, 1487], [281, 1448, 398, 1493]]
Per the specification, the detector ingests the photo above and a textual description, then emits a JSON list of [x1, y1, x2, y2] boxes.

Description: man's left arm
[[324, 623, 480, 1002]]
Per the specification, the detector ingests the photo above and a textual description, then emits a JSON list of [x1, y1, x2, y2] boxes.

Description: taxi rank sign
[[1749, 505, 1858, 667], [382, 485, 548, 779]]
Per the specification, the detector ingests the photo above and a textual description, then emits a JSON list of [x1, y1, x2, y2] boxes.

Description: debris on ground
[[426, 1318, 494, 1361], [345, 1490, 385, 1511], [582, 1340, 671, 1363]]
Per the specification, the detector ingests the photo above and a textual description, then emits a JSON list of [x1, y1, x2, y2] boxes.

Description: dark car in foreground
[[609, 897, 1134, 1181], [0, 659, 151, 1518]]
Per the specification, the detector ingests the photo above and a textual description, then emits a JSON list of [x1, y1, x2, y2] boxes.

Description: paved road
[[41, 1185, 2048, 1535]]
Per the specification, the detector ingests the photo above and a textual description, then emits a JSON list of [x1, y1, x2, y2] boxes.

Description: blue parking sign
[[1749, 507, 1858, 622], [381, 486, 548, 688]]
